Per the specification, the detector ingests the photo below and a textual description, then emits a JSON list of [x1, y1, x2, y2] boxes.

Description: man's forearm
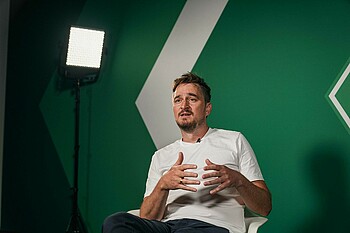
[[140, 184, 169, 220], [236, 179, 272, 216]]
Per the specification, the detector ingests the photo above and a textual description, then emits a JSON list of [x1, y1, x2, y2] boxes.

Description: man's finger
[[182, 171, 199, 178], [182, 179, 200, 185], [205, 159, 214, 165], [204, 159, 220, 170], [174, 152, 184, 165], [179, 184, 198, 192], [209, 185, 222, 195], [202, 171, 221, 179], [203, 177, 221, 186]]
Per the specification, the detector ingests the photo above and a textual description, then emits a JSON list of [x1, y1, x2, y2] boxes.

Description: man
[[103, 72, 272, 233]]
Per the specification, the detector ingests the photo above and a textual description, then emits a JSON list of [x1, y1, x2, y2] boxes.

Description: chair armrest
[[245, 217, 268, 233], [127, 209, 140, 216]]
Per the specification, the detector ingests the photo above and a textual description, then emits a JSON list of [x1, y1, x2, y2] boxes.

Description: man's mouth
[[179, 111, 192, 117]]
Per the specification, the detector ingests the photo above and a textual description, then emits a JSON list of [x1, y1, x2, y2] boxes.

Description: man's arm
[[140, 152, 200, 220], [140, 183, 169, 220], [203, 159, 272, 216], [236, 179, 272, 216]]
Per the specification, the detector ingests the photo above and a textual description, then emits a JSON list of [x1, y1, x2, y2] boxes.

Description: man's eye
[[190, 98, 197, 102], [174, 99, 181, 103]]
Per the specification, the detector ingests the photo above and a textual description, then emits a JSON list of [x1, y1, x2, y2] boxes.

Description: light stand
[[60, 26, 105, 233], [66, 78, 88, 233]]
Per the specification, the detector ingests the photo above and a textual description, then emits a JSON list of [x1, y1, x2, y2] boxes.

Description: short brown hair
[[173, 72, 211, 103]]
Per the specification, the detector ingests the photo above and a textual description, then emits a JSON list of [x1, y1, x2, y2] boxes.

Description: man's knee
[[102, 212, 133, 233]]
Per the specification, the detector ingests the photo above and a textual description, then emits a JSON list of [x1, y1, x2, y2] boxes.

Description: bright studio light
[[66, 26, 105, 69]]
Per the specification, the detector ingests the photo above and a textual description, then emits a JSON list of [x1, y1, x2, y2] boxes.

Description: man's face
[[172, 83, 212, 132]]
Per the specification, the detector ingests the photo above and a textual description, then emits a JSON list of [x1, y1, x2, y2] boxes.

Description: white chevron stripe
[[328, 62, 350, 129], [136, 0, 228, 149]]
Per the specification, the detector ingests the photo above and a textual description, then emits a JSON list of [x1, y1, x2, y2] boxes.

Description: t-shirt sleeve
[[237, 133, 264, 181], [144, 152, 161, 197]]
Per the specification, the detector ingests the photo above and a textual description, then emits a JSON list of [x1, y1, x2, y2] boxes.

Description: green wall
[[3, 0, 350, 233]]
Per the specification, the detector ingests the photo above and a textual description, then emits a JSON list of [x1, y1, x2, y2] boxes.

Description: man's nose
[[180, 99, 190, 109]]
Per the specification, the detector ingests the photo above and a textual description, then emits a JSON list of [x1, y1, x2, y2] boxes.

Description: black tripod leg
[[66, 210, 88, 233]]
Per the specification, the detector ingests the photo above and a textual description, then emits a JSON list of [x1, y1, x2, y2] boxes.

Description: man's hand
[[159, 152, 200, 192], [202, 159, 272, 216], [140, 152, 201, 220], [202, 159, 243, 195]]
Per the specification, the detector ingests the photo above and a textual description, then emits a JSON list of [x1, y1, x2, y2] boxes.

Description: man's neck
[[181, 126, 209, 143]]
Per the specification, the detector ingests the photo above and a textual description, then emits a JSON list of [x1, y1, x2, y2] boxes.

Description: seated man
[[103, 72, 272, 233]]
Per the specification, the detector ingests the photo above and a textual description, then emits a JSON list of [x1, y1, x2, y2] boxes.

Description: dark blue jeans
[[102, 212, 229, 233]]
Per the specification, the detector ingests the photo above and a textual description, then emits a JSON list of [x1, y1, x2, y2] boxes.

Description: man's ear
[[205, 102, 212, 117]]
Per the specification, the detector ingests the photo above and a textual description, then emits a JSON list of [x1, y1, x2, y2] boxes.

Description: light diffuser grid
[[66, 27, 105, 68]]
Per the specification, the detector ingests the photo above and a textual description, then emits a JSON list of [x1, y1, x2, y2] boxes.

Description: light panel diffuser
[[66, 27, 105, 68]]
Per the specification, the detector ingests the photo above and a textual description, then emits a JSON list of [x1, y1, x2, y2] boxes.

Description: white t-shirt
[[144, 128, 264, 233]]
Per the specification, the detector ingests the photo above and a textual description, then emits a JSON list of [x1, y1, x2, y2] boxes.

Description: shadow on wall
[[293, 143, 350, 233]]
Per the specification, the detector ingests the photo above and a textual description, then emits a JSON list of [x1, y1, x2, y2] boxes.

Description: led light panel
[[66, 27, 105, 68]]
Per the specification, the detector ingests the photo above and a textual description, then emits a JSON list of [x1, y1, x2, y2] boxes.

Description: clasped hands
[[160, 152, 242, 195]]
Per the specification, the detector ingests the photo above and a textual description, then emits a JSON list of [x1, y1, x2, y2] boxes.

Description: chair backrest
[[127, 209, 267, 233]]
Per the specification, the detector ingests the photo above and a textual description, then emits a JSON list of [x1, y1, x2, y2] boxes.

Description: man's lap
[[102, 212, 229, 233]]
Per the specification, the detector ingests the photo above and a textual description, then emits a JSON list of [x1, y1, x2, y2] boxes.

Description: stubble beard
[[176, 116, 206, 133], [176, 120, 197, 133]]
